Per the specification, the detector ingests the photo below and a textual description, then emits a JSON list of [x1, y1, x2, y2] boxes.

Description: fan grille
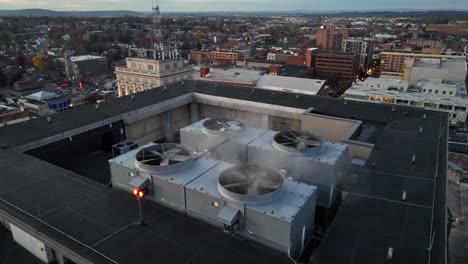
[[218, 165, 283, 203], [273, 131, 322, 152], [135, 143, 192, 172], [202, 118, 245, 135]]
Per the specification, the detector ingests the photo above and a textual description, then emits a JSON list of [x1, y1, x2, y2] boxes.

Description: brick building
[[315, 50, 360, 83], [211, 50, 243, 64], [189, 50, 212, 64], [427, 21, 468, 36], [317, 26, 350, 50]]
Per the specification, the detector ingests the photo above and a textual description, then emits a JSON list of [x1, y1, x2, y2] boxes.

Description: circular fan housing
[[135, 143, 192, 173], [202, 117, 245, 136], [218, 165, 283, 203], [273, 131, 322, 154]]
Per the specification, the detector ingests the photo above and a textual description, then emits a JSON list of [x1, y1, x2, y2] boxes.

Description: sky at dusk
[[0, 0, 468, 12]]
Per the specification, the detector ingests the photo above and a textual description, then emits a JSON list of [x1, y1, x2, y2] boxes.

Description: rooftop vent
[[273, 131, 322, 153], [218, 165, 283, 203], [202, 117, 245, 136], [135, 143, 192, 173]]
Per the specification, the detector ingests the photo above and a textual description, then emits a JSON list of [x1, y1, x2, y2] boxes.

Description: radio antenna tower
[[152, 0, 163, 51]]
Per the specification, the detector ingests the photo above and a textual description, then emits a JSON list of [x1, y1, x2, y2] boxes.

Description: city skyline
[[1, 0, 468, 12]]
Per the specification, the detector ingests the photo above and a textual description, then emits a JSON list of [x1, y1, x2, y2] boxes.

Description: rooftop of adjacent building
[[193, 66, 265, 84], [70, 55, 106, 62], [413, 58, 468, 71], [347, 78, 468, 105], [317, 50, 359, 56], [256, 75, 325, 95]]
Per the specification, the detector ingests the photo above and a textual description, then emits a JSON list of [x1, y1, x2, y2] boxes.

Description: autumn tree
[[193, 31, 203, 42], [32, 55, 49, 72]]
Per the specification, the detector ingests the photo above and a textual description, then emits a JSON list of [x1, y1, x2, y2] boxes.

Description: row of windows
[[347, 93, 468, 113], [422, 89, 454, 95]]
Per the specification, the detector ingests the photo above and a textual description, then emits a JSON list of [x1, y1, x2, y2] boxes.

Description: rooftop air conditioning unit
[[180, 117, 268, 164], [112, 140, 138, 157], [247, 130, 349, 208], [109, 143, 219, 211], [185, 163, 316, 258]]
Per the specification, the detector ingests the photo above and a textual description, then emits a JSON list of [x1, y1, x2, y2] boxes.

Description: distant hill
[[0, 9, 146, 17], [0, 8, 467, 17]]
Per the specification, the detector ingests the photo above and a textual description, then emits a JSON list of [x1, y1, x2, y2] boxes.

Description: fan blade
[[281, 141, 298, 147], [280, 135, 298, 142], [165, 147, 183, 155], [149, 149, 164, 157], [170, 154, 190, 162], [223, 182, 250, 189], [137, 154, 160, 159], [140, 158, 161, 163], [160, 156, 171, 166]]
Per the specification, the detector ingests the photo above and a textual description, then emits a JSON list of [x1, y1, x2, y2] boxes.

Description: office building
[[341, 38, 375, 71], [315, 50, 360, 83], [69, 55, 108, 80]]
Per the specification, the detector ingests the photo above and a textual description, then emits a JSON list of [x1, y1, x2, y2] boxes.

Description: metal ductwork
[[248, 130, 349, 208], [180, 117, 268, 164], [109, 144, 317, 258]]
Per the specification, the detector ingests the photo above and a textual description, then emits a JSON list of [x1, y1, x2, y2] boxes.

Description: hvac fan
[[202, 117, 245, 135], [135, 143, 192, 171], [218, 165, 283, 202], [273, 131, 322, 152]]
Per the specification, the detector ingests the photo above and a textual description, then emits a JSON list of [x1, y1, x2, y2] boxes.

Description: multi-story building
[[115, 48, 193, 97], [189, 50, 211, 64], [406, 38, 443, 49], [427, 21, 468, 36], [18, 91, 88, 117], [69, 55, 108, 80], [210, 50, 244, 64], [341, 38, 375, 71], [317, 25, 350, 50], [315, 50, 360, 83], [344, 78, 468, 125], [379, 51, 465, 78]]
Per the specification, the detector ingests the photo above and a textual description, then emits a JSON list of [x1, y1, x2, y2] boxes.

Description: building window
[[443, 91, 446, 95], [148, 65, 153, 71], [453, 113, 457, 118], [435, 90, 438, 94], [429, 89, 432, 93], [423, 89, 426, 92], [450, 91, 453, 95]]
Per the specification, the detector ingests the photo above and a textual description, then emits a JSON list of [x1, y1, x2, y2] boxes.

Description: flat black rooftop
[[0, 149, 290, 264], [0, 80, 448, 264]]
